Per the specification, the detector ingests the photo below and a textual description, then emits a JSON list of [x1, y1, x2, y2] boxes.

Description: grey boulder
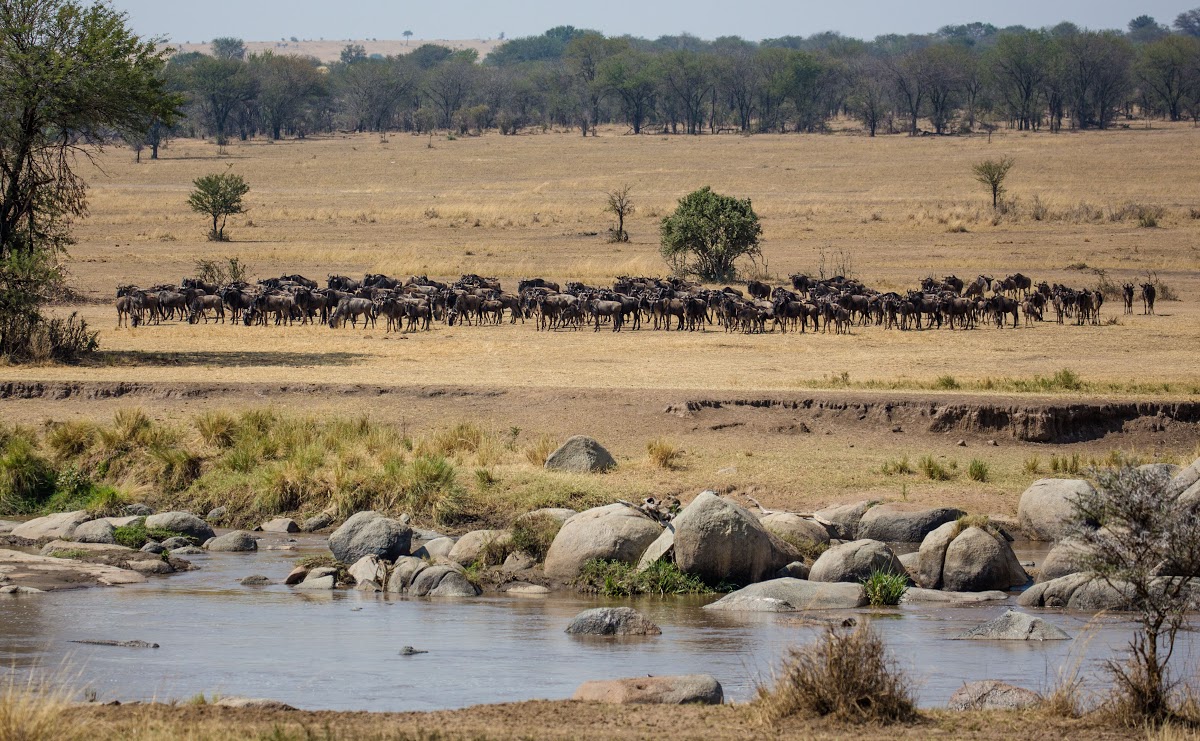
[[409, 564, 479, 597], [671, 491, 797, 586], [543, 504, 662, 580], [565, 607, 661, 636], [205, 531, 258, 552], [917, 523, 1028, 592], [260, 518, 299, 534], [145, 512, 215, 543], [328, 511, 411, 564], [812, 501, 871, 540], [808, 539, 905, 584], [857, 503, 963, 543], [703, 578, 867, 612], [948, 681, 1042, 711], [573, 674, 721, 705], [447, 529, 510, 566], [412, 537, 456, 560], [1167, 457, 1200, 498], [543, 435, 616, 473], [12, 511, 92, 541], [1017, 479, 1095, 541], [72, 519, 116, 545], [758, 512, 831, 546], [955, 609, 1071, 640]]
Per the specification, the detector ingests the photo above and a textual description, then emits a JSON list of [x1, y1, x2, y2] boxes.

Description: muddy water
[[0, 537, 1191, 711]]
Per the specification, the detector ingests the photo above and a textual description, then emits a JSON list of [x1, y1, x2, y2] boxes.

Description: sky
[[110, 0, 1193, 44]]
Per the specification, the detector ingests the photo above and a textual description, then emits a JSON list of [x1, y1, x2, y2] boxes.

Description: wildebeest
[[1142, 283, 1157, 315], [1122, 283, 1135, 315]]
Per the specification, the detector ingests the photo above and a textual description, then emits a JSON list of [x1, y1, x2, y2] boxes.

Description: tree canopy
[[659, 187, 762, 282]]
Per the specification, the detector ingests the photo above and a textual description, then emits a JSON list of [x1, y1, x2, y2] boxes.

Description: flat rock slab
[[566, 607, 661, 636], [955, 610, 1071, 641], [573, 674, 723, 705], [69, 640, 159, 648], [703, 578, 866, 612], [215, 697, 297, 711], [0, 549, 146, 591], [901, 588, 1009, 604]]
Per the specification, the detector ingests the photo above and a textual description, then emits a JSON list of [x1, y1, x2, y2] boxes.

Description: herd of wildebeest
[[114, 271, 1160, 334]]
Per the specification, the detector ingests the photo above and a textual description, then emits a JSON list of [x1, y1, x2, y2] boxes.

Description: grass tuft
[[862, 569, 908, 607], [575, 558, 712, 596], [967, 459, 989, 482], [646, 438, 683, 469], [918, 455, 951, 481]]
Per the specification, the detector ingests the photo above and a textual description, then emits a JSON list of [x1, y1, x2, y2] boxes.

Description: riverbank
[[49, 701, 1168, 740]]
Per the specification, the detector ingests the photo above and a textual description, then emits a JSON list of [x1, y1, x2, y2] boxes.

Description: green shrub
[[918, 455, 951, 481], [112, 523, 190, 549], [863, 569, 908, 607], [575, 558, 712, 597], [934, 374, 960, 390], [967, 459, 989, 482], [48, 549, 90, 560], [0, 437, 56, 514], [403, 455, 468, 525]]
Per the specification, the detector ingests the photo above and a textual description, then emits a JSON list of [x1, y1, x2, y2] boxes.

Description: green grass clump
[[880, 456, 913, 476], [967, 459, 989, 482], [112, 523, 190, 550], [1024, 456, 1042, 474], [862, 569, 908, 607], [1050, 453, 1083, 475], [508, 513, 562, 562], [934, 375, 960, 390], [917, 455, 951, 481], [0, 435, 56, 514], [48, 549, 91, 560], [575, 558, 712, 597]]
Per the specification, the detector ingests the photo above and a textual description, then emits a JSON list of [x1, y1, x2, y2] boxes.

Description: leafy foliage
[[972, 157, 1015, 208], [187, 172, 250, 241], [575, 558, 712, 597], [659, 186, 762, 282], [863, 569, 908, 606]]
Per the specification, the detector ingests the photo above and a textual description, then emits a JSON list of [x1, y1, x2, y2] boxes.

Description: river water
[[0, 535, 1191, 711]]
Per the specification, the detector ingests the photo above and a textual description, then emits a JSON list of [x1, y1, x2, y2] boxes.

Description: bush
[[403, 455, 468, 525], [0, 437, 56, 514], [195, 411, 238, 449], [880, 456, 914, 476], [755, 622, 916, 724], [934, 374, 960, 390], [508, 513, 561, 561], [967, 459, 989, 482], [575, 558, 712, 597], [918, 455, 951, 481], [863, 569, 908, 607], [659, 186, 763, 281], [646, 438, 682, 469]]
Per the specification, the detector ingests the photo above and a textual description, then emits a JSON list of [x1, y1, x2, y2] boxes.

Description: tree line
[[147, 12, 1200, 150]]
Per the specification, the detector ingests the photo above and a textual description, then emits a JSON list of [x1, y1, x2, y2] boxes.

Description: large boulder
[[636, 526, 675, 571], [565, 607, 661, 636], [12, 511, 92, 541], [1017, 479, 1094, 541], [901, 588, 1007, 604], [812, 501, 871, 540], [71, 519, 116, 545], [759, 512, 830, 547], [543, 504, 662, 580], [948, 681, 1042, 711], [260, 518, 300, 534], [412, 537, 456, 560], [671, 492, 797, 586], [543, 436, 616, 473], [205, 531, 257, 552], [703, 578, 867, 612], [1017, 573, 1140, 611], [1166, 458, 1200, 498], [857, 503, 963, 543], [1038, 538, 1092, 582], [808, 540, 905, 584], [328, 511, 411, 565], [517, 508, 578, 525], [385, 556, 428, 593], [295, 567, 336, 590], [347, 555, 386, 587], [447, 529, 510, 566], [409, 564, 479, 597], [145, 512, 215, 543], [917, 523, 1028, 592], [573, 675, 722, 705], [955, 609, 1071, 641]]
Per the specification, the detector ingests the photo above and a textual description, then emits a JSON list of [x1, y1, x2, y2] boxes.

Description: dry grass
[[0, 673, 86, 741], [755, 622, 917, 725], [646, 437, 683, 469]]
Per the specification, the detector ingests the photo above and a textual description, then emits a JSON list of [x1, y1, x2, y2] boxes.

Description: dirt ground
[[64, 701, 1167, 741]]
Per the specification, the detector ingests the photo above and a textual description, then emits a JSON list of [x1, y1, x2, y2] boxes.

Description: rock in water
[[240, 575, 272, 586], [71, 519, 116, 545], [205, 531, 258, 552], [302, 512, 334, 532], [12, 511, 93, 541], [808, 540, 905, 584], [69, 639, 159, 648], [399, 646, 428, 656], [543, 435, 616, 473], [260, 518, 300, 534], [573, 674, 722, 705], [1017, 479, 1096, 541], [671, 491, 797, 586], [543, 504, 662, 580], [948, 680, 1042, 711], [145, 512, 215, 543], [703, 578, 866, 612], [917, 523, 1028, 592], [955, 610, 1071, 641], [328, 511, 411, 564], [565, 607, 661, 636]]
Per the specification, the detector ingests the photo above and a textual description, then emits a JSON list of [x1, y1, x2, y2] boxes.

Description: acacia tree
[[972, 157, 1015, 208], [604, 184, 634, 243], [188, 172, 250, 241], [0, 0, 176, 361], [1069, 467, 1200, 722], [659, 187, 762, 281]]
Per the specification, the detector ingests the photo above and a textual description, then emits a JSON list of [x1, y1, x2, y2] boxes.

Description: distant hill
[[165, 38, 504, 63]]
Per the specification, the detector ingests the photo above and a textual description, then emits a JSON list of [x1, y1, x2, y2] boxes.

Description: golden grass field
[[2, 123, 1199, 519]]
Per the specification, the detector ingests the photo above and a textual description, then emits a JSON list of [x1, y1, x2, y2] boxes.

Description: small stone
[[240, 575, 272, 586], [565, 607, 661, 636], [505, 583, 551, 595], [170, 546, 204, 556], [158, 537, 192, 550], [260, 518, 300, 534], [140, 542, 166, 554], [957, 439, 967, 447], [955, 610, 1071, 641], [284, 566, 308, 585], [988, 440, 998, 447], [891, 425, 903, 433], [205, 507, 228, 523]]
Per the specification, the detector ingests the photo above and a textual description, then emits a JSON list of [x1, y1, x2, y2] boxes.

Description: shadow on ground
[[94, 351, 368, 367]]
